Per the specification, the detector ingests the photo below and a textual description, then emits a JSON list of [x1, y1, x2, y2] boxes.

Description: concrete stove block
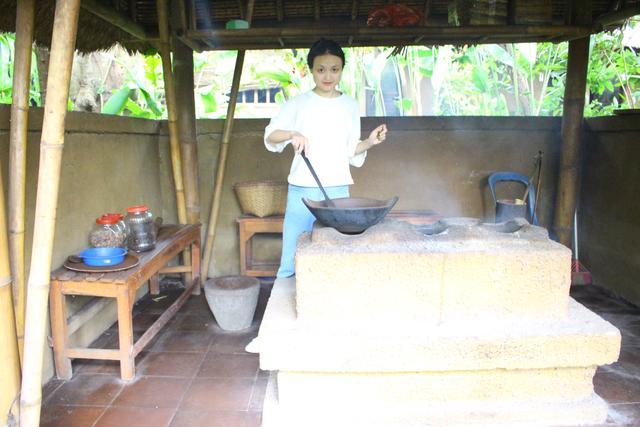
[[262, 372, 609, 427], [295, 218, 571, 325], [276, 367, 596, 407], [258, 278, 620, 373]]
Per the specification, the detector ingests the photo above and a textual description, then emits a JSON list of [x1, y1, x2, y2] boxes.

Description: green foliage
[[99, 52, 165, 119], [2, 19, 640, 118], [0, 33, 41, 107], [585, 19, 640, 115], [102, 85, 131, 115], [193, 50, 240, 119]]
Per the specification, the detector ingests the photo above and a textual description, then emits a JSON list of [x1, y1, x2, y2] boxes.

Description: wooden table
[[50, 224, 201, 381], [237, 210, 439, 277]]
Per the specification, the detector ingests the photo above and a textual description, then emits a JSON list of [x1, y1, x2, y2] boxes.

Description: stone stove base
[[263, 372, 608, 427], [258, 218, 621, 426], [258, 277, 620, 426]]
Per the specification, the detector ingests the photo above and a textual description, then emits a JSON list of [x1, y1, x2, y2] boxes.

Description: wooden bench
[[50, 224, 201, 381], [237, 210, 439, 277]]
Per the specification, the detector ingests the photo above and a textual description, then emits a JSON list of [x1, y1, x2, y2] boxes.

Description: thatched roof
[[1, 0, 639, 53], [0, 1, 153, 53]]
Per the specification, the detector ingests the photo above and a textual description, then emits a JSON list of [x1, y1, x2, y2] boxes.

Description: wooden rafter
[[276, 0, 284, 21], [423, 0, 431, 24], [81, 0, 148, 40], [237, 0, 246, 20], [351, 0, 358, 21], [596, 5, 640, 27], [186, 24, 592, 50]]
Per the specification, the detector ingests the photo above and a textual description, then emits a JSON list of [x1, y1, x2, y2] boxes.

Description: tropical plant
[[585, 18, 640, 115], [100, 51, 164, 118], [2, 19, 640, 118], [0, 33, 41, 107]]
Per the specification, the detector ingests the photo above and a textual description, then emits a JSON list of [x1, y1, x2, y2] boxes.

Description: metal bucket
[[495, 199, 527, 223]]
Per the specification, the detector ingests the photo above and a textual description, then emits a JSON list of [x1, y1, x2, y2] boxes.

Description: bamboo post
[[19, 1, 81, 426], [553, 36, 590, 247], [174, 42, 201, 226], [201, 0, 254, 279], [173, 41, 200, 291], [553, 0, 591, 247], [9, 0, 35, 364], [157, 0, 188, 226], [0, 161, 21, 427]]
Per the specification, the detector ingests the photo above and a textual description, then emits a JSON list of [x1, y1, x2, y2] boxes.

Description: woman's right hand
[[290, 131, 309, 156]]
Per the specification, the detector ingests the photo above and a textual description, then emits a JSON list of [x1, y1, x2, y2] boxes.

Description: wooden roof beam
[[276, 0, 284, 21], [423, 0, 431, 24], [596, 5, 640, 27], [237, 0, 246, 20], [186, 24, 592, 42], [80, 0, 149, 40]]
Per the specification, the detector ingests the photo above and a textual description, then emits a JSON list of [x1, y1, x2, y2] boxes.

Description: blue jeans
[[277, 184, 349, 278]]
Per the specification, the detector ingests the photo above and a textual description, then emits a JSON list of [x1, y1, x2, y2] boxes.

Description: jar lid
[[127, 205, 149, 214], [106, 213, 124, 221], [96, 215, 119, 225]]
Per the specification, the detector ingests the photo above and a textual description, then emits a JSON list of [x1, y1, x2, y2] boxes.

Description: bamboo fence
[[19, 0, 81, 425]]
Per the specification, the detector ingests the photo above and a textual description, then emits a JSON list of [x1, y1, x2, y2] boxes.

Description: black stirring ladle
[[300, 151, 336, 207]]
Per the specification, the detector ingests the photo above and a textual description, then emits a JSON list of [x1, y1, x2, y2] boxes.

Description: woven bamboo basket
[[233, 181, 288, 218]]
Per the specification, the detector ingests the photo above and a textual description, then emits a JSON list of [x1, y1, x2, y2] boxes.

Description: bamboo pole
[[9, 0, 35, 365], [19, 1, 81, 426], [0, 159, 21, 427], [157, 0, 188, 226], [174, 42, 201, 226], [553, 36, 590, 247], [201, 0, 254, 279]]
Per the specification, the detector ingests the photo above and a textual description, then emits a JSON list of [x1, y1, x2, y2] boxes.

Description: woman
[[264, 38, 387, 278]]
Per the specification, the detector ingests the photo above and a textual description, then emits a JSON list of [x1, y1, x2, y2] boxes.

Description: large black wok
[[303, 196, 399, 234], [298, 151, 398, 233]]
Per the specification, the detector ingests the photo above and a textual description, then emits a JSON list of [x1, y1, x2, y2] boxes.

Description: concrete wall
[[2, 104, 637, 384], [192, 116, 562, 277], [1, 107, 564, 382], [582, 116, 640, 306], [0, 105, 166, 382]]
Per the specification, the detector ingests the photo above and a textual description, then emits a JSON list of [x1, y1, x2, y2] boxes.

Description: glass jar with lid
[[89, 214, 127, 248], [105, 213, 128, 243], [125, 205, 157, 252]]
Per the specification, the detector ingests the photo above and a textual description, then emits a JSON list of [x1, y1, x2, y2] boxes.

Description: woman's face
[[311, 53, 343, 96]]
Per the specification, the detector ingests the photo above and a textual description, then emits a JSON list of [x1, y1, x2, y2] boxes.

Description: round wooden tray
[[63, 253, 140, 273]]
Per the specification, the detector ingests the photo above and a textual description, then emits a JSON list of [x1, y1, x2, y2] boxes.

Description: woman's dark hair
[[307, 38, 345, 68]]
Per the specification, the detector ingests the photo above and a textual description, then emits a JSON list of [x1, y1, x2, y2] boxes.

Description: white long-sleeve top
[[264, 91, 367, 187]]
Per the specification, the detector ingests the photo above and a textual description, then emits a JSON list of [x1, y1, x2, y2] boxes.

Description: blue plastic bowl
[[79, 247, 127, 266]]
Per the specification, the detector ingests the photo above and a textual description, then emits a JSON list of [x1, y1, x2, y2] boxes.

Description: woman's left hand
[[367, 124, 387, 146]]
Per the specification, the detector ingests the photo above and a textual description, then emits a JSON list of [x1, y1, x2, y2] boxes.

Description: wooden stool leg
[[190, 239, 201, 295], [238, 225, 248, 275], [50, 283, 72, 380], [149, 273, 160, 295], [117, 288, 135, 380]]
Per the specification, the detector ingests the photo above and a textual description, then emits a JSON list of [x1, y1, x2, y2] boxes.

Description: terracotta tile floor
[[41, 282, 640, 426]]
